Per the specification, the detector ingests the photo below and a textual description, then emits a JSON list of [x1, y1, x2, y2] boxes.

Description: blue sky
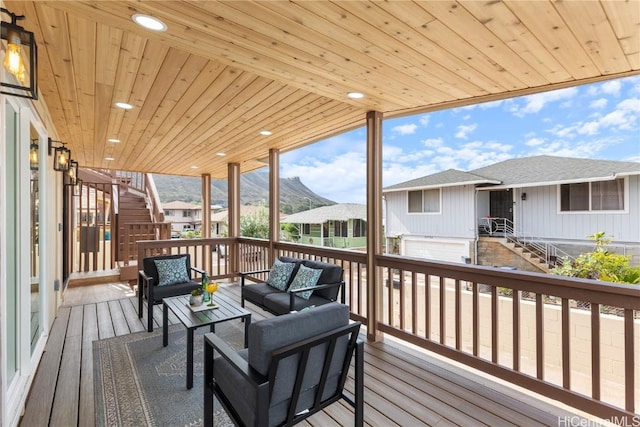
[[279, 75, 640, 204]]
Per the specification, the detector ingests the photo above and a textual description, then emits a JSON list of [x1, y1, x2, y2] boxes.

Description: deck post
[[268, 149, 280, 265], [366, 110, 383, 342], [228, 163, 241, 274], [202, 173, 212, 270]]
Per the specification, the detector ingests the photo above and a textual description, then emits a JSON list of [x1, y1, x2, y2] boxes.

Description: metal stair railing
[[480, 217, 574, 267]]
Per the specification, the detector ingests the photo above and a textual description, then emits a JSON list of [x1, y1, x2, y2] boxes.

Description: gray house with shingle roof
[[281, 203, 367, 249], [383, 156, 640, 265]]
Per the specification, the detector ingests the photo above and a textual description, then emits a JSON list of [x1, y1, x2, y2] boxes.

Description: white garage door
[[403, 238, 469, 263]]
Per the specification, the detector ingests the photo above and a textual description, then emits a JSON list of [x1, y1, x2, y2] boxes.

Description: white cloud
[[455, 123, 477, 139], [512, 87, 579, 117], [525, 137, 545, 147], [392, 123, 418, 135], [419, 115, 430, 127], [422, 137, 444, 148], [589, 98, 608, 109], [479, 99, 504, 110], [601, 80, 622, 96]]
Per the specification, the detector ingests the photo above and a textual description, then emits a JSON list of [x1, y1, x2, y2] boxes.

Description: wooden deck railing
[[135, 237, 638, 420]]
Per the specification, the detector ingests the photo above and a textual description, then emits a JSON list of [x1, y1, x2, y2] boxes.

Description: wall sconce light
[[521, 193, 527, 201], [48, 138, 71, 172], [30, 139, 38, 170], [1, 7, 38, 100], [68, 160, 79, 185]]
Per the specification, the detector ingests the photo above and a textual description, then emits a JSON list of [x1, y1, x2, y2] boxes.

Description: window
[[353, 219, 366, 237], [165, 210, 174, 216], [560, 178, 624, 212], [334, 221, 348, 237], [183, 210, 193, 217], [408, 189, 440, 213], [302, 224, 310, 235]]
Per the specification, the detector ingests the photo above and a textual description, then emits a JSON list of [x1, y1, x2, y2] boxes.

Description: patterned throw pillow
[[288, 264, 322, 300], [154, 257, 189, 286], [266, 259, 296, 291]]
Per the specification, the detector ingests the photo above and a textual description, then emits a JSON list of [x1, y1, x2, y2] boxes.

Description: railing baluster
[[491, 284, 498, 364], [536, 293, 544, 380], [625, 309, 634, 413], [425, 274, 431, 340], [591, 303, 600, 400], [455, 279, 461, 351], [513, 289, 520, 371], [412, 271, 417, 335], [473, 281, 479, 356], [562, 298, 570, 389], [439, 276, 445, 345]]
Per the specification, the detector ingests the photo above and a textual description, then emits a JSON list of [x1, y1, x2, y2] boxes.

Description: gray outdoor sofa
[[240, 256, 345, 315]]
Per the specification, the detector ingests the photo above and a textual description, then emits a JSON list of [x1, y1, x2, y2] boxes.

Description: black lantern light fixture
[[48, 138, 71, 172], [68, 160, 79, 185], [1, 7, 38, 100], [29, 138, 38, 170]]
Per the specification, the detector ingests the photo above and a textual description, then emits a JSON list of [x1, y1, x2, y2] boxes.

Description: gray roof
[[383, 156, 640, 191], [281, 203, 366, 224], [384, 169, 498, 192]]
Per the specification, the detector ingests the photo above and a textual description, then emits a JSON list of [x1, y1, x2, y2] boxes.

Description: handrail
[[145, 173, 165, 223], [480, 217, 574, 266]]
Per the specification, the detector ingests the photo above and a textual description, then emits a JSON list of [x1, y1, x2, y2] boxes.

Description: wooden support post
[[202, 173, 212, 271], [228, 163, 241, 274], [268, 149, 280, 265]]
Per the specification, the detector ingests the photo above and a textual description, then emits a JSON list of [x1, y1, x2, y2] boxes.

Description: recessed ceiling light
[[347, 92, 365, 99], [216, 152, 226, 156], [132, 14, 167, 32], [260, 130, 272, 136], [105, 157, 115, 161], [115, 102, 133, 110], [190, 165, 199, 169], [108, 138, 121, 143]]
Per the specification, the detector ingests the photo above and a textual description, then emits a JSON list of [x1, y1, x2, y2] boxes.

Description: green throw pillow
[[288, 264, 322, 300], [266, 259, 296, 291], [154, 257, 189, 286]]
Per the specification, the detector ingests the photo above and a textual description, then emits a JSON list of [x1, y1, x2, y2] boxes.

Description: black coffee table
[[163, 292, 251, 389]]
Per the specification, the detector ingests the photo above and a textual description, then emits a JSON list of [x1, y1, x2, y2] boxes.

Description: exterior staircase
[[117, 191, 155, 262], [112, 173, 170, 282], [479, 217, 575, 272]]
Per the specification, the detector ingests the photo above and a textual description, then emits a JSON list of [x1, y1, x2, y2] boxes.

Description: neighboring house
[[163, 201, 202, 233], [281, 204, 367, 249], [210, 205, 270, 237], [383, 156, 640, 266]]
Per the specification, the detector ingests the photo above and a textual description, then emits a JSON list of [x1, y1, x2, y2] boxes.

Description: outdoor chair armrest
[[289, 281, 345, 309], [191, 266, 206, 276], [240, 269, 271, 287], [204, 333, 267, 385]]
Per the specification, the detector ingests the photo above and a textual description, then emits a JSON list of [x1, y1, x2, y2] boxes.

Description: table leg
[[244, 315, 251, 348], [210, 324, 215, 333], [187, 328, 194, 389], [163, 303, 168, 347]]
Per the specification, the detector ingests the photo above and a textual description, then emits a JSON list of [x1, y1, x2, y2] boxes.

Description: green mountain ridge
[[153, 171, 334, 214]]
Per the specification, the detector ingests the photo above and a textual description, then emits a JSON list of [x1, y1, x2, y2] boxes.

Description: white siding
[[517, 175, 640, 243], [385, 185, 476, 239]]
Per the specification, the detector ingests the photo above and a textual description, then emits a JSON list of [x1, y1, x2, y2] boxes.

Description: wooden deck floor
[[20, 282, 595, 426]]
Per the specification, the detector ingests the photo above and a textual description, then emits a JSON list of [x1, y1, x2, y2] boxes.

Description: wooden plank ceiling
[[5, 1, 639, 179]]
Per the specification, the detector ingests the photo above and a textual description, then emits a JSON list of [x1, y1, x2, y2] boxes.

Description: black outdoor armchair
[[204, 303, 363, 427], [138, 254, 204, 332]]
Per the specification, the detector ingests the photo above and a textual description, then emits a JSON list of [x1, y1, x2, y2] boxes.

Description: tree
[[240, 207, 269, 238], [552, 232, 640, 284]]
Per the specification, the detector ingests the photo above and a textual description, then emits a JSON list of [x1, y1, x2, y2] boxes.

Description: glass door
[[29, 124, 41, 353], [4, 101, 19, 385]]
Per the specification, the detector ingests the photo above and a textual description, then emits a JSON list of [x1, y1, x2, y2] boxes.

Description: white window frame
[[557, 177, 628, 214], [407, 188, 441, 214]]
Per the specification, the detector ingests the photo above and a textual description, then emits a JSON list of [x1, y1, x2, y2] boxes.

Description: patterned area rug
[[93, 322, 243, 426]]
